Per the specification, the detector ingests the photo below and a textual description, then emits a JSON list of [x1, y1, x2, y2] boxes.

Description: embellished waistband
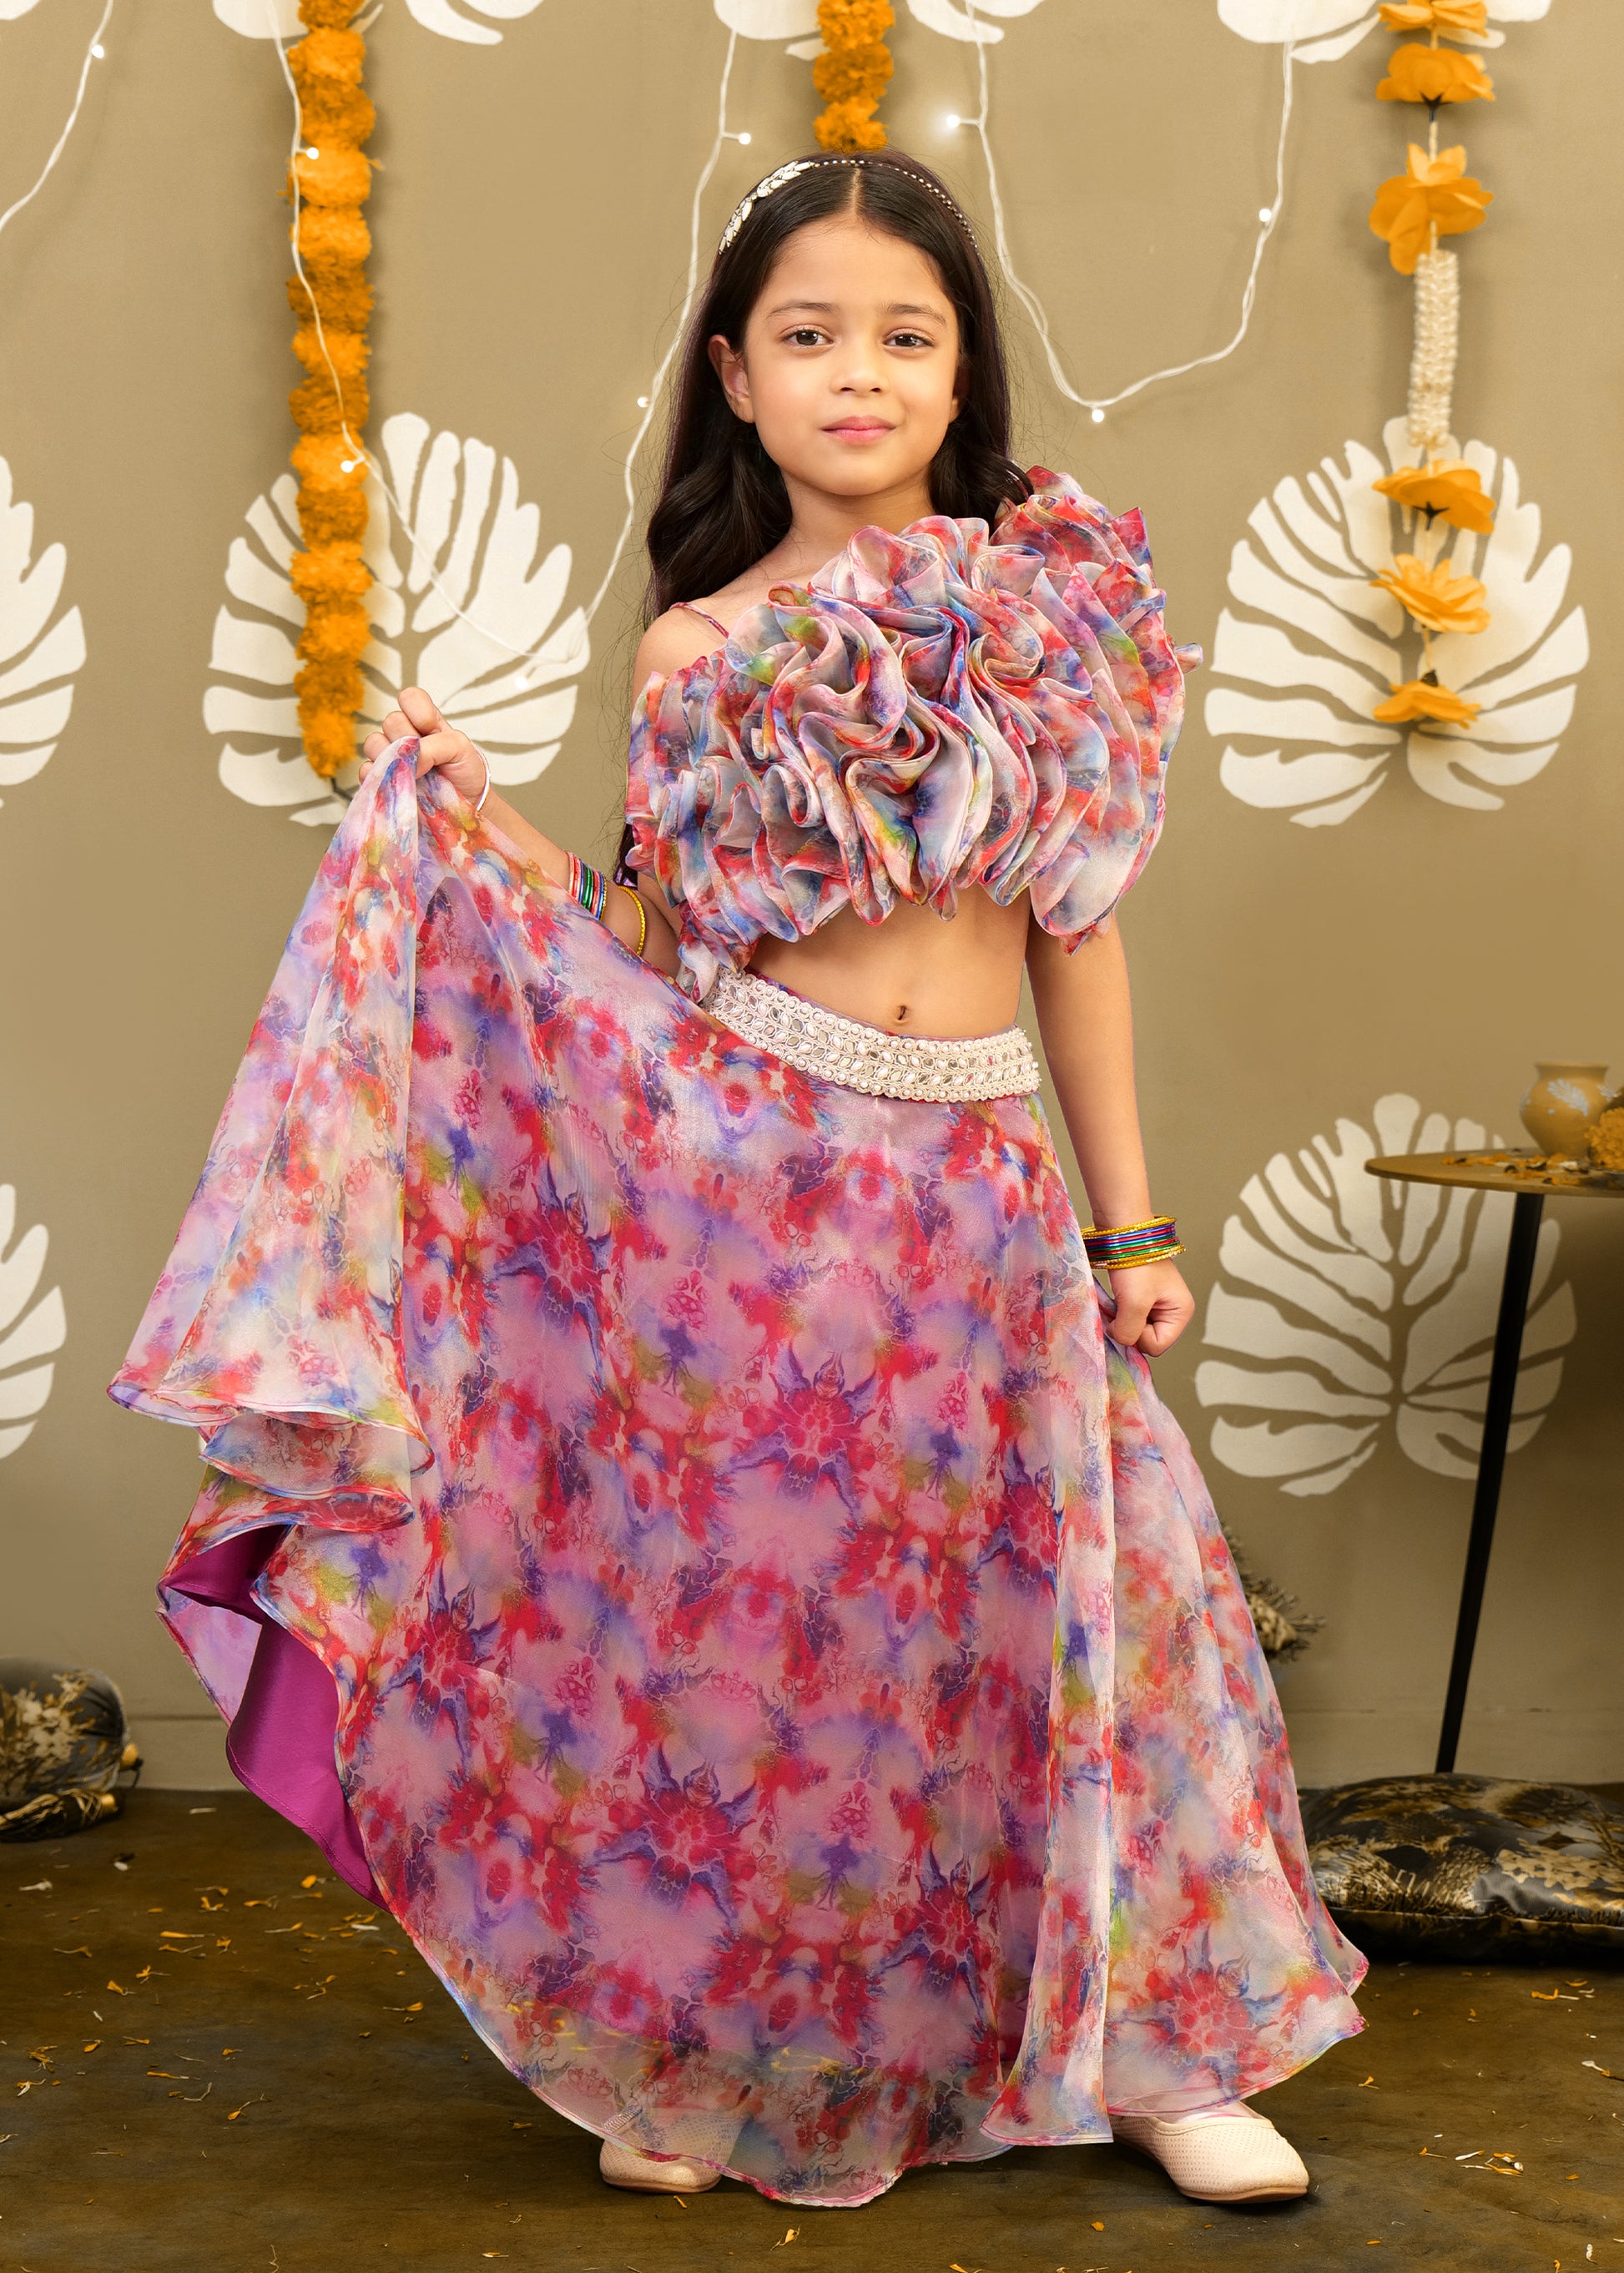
[[703, 967, 1042, 1104]]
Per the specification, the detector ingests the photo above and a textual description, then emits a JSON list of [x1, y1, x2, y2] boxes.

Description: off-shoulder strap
[[673, 602, 729, 638]]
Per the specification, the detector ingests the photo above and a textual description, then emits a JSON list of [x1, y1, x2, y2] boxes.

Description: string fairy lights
[[7, 2, 1310, 779], [0, 0, 117, 247], [580, 28, 743, 633], [266, 0, 1305, 770], [947, 10, 1298, 423]]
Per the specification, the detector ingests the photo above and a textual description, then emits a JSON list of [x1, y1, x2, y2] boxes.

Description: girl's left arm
[[1025, 912, 1195, 1358]]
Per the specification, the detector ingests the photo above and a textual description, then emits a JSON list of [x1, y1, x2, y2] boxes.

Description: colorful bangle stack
[[565, 851, 609, 922], [1082, 1215, 1185, 1271], [563, 852, 648, 961]]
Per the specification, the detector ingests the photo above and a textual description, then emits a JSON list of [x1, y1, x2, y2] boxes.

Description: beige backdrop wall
[[2, 0, 1618, 1788]]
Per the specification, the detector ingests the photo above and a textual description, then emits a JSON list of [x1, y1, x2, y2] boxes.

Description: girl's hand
[[1104, 1258, 1194, 1358], [359, 685, 488, 807]]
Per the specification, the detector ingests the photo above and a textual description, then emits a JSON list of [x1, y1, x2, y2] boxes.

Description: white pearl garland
[[1407, 247, 1460, 456]]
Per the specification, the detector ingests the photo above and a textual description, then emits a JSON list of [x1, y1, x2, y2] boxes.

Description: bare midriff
[[747, 887, 1031, 1040]]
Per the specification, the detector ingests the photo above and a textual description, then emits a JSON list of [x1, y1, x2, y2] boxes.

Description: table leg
[[1435, 1189, 1546, 1775]]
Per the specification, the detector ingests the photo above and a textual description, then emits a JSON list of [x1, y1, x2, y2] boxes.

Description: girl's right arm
[[359, 678, 688, 979]]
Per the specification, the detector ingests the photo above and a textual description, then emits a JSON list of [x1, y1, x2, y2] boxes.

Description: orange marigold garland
[[814, 0, 894, 154], [286, 0, 375, 781]]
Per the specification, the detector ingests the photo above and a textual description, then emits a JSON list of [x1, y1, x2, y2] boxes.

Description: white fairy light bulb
[[738, 132, 752, 146], [945, 113, 961, 129], [1090, 407, 1105, 425], [306, 146, 320, 159], [91, 43, 104, 58], [637, 396, 648, 410]]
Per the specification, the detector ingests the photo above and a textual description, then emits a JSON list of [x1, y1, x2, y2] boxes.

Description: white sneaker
[[598, 2137, 724, 2194], [1111, 2102, 1309, 2202]]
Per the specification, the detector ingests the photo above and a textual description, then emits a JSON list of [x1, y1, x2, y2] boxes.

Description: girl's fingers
[[1104, 1264, 1194, 1358], [1137, 1295, 1195, 1357], [376, 709, 412, 748], [398, 685, 445, 736], [413, 728, 469, 778], [361, 731, 389, 764]]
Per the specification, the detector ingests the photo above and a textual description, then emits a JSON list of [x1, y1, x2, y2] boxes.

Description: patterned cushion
[[0, 1660, 140, 1841], [1303, 1773, 1624, 1963]]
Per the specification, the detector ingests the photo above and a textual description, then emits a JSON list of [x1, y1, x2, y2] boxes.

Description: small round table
[[1364, 1149, 1622, 1773]]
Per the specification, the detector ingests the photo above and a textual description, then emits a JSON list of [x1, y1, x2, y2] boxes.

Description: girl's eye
[[785, 327, 825, 347], [888, 330, 932, 350]]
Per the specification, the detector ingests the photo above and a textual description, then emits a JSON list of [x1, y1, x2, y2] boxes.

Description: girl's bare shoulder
[[633, 607, 728, 693], [633, 556, 815, 690]]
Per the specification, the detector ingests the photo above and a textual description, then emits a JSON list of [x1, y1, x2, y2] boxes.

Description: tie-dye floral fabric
[[113, 752, 1362, 2209], [627, 471, 1201, 1000]]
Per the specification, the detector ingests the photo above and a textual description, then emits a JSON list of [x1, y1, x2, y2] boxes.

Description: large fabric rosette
[[627, 471, 1200, 1000]]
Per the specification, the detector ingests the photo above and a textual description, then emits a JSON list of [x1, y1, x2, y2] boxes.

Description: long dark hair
[[613, 152, 1030, 885], [645, 148, 1030, 618], [609, 151, 1023, 886]]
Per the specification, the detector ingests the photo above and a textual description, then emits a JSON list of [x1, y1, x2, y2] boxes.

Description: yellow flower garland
[[1366, 2, 1509, 728], [287, 0, 374, 781], [814, 0, 895, 154]]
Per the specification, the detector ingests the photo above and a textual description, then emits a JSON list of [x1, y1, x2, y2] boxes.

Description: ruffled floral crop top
[[625, 470, 1200, 1001]]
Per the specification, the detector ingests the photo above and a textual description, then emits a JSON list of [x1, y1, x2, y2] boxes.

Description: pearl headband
[[716, 154, 977, 256]]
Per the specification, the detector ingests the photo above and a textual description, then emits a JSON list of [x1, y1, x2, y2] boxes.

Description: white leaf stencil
[[0, 1185, 66, 1462], [717, 0, 1043, 41], [1207, 417, 1587, 824], [714, 0, 818, 32], [1196, 1093, 1576, 1494], [904, 0, 1046, 39], [207, 414, 589, 828], [401, 0, 544, 44], [0, 457, 86, 810], [1217, 0, 1547, 63], [211, 0, 303, 32], [214, 0, 543, 38]]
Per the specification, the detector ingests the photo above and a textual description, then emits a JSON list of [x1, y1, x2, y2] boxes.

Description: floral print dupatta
[[112, 752, 1362, 2207]]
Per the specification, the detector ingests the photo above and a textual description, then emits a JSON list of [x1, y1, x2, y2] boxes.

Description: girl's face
[[710, 213, 962, 506]]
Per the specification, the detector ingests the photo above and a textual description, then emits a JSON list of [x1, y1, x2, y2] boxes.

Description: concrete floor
[[1, 1791, 1619, 2273]]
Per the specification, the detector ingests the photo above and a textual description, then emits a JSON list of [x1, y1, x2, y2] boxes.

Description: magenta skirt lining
[[169, 1529, 381, 1904]]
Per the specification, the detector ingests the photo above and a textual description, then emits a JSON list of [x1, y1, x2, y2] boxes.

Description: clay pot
[[1519, 1061, 1611, 1160]]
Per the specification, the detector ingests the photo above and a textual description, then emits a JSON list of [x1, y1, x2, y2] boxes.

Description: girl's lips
[[825, 421, 893, 439]]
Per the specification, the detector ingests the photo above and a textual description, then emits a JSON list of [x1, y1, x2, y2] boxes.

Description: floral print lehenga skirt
[[112, 753, 1364, 2207]]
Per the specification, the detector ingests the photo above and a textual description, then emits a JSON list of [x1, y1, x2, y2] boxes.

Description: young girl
[[114, 149, 1363, 2215]]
